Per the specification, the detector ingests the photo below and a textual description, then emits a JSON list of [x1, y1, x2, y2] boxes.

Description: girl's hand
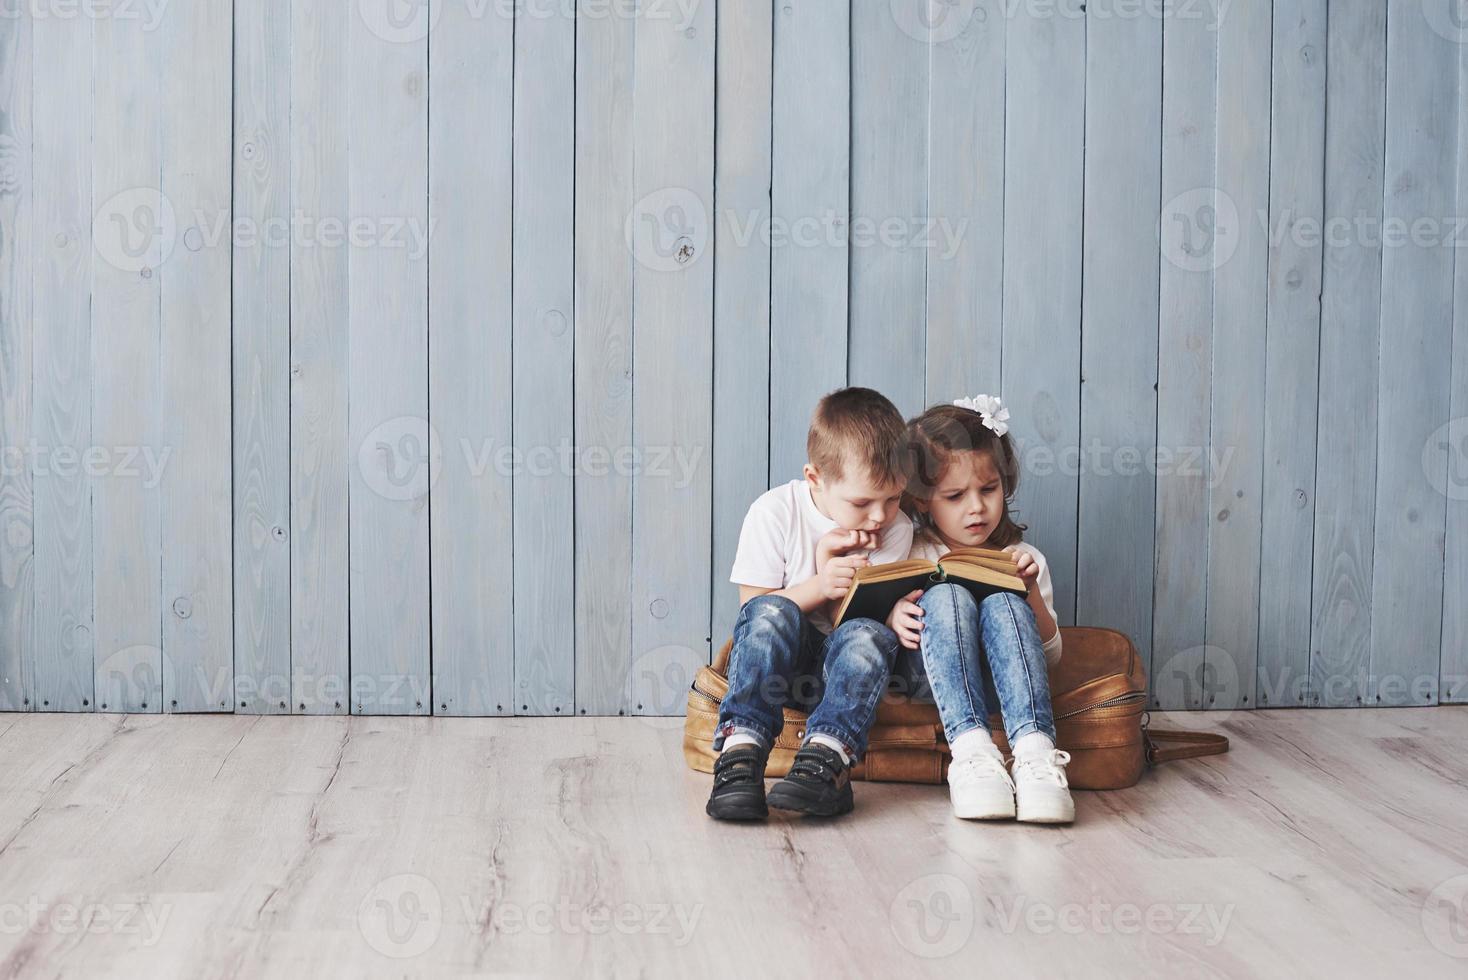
[[1005, 546, 1039, 592], [886, 589, 925, 650]]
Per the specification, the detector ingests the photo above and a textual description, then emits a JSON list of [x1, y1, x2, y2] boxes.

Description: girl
[[886, 396, 1074, 824]]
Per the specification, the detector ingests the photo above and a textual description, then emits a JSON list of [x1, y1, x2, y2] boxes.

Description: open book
[[831, 545, 1028, 628]]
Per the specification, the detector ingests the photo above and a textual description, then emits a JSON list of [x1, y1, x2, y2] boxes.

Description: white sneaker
[[947, 750, 1017, 820], [1012, 749, 1076, 824]]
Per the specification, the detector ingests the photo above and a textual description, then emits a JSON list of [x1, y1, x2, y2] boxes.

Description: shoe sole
[[954, 803, 1016, 820], [707, 805, 769, 821], [706, 784, 769, 821], [1016, 806, 1075, 824], [766, 785, 854, 817]]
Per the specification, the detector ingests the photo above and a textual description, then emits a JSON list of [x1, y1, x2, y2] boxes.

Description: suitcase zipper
[[1055, 690, 1147, 720]]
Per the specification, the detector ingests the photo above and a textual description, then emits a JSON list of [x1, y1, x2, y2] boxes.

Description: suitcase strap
[[1142, 726, 1230, 764]]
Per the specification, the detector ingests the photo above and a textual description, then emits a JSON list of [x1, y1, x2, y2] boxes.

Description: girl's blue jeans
[[714, 593, 901, 763], [891, 583, 1058, 746]]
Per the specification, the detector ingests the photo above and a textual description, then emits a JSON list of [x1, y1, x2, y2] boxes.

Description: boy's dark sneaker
[[766, 742, 854, 817], [706, 744, 770, 820]]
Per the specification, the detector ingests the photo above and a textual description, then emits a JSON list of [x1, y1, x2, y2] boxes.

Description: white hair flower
[[952, 394, 1011, 437]]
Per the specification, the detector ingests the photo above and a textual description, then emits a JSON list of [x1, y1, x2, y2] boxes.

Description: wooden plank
[[30, 13, 92, 712], [1152, 10, 1217, 710], [1077, 5, 1161, 674], [848, 0, 927, 419], [1445, 26, 1468, 705], [1001, 4, 1084, 624], [0, 3, 33, 711], [1258, 0, 1326, 707], [512, 3, 575, 716], [234, 0, 291, 714], [1204, 0, 1271, 712], [1309, 2, 1385, 708], [1369, 1, 1457, 707], [347, 11, 431, 715], [768, 0, 848, 482], [628, 2, 715, 715], [430, 0, 514, 716], [290, 0, 351, 714], [162, 0, 233, 714], [925, 1, 1003, 402], [91, 13, 162, 714], [709, 2, 771, 655]]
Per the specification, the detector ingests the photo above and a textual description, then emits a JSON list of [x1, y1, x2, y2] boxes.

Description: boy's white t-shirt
[[730, 478, 916, 634], [908, 531, 1064, 667]]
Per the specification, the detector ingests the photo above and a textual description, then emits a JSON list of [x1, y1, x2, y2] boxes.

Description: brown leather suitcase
[[683, 627, 1227, 790]]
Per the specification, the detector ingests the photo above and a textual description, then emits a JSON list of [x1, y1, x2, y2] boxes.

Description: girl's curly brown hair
[[902, 403, 1027, 550]]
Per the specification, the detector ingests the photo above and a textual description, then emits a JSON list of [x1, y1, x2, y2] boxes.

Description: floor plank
[[0, 709, 1465, 976]]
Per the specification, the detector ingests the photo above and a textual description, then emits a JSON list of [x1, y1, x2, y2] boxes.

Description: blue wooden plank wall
[[0, 1, 1463, 715]]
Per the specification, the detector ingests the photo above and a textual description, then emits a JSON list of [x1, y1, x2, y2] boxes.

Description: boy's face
[[804, 463, 905, 533]]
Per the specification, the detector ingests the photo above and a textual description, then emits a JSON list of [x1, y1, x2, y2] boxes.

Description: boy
[[706, 387, 914, 820]]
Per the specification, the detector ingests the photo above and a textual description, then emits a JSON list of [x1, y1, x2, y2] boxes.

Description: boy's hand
[[1004, 546, 1039, 593], [817, 554, 870, 601], [817, 527, 877, 570], [887, 589, 925, 650]]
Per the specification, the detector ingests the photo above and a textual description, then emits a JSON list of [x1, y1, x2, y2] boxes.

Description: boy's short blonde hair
[[806, 387, 912, 488]]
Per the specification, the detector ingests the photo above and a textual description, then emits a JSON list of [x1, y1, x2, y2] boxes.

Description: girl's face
[[916, 450, 1006, 550]]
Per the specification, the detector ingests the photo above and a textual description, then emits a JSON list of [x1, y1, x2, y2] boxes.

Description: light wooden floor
[[1, 707, 1466, 978]]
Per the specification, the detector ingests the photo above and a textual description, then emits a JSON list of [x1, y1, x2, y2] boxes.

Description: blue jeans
[[714, 594, 901, 762], [892, 583, 1057, 746]]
